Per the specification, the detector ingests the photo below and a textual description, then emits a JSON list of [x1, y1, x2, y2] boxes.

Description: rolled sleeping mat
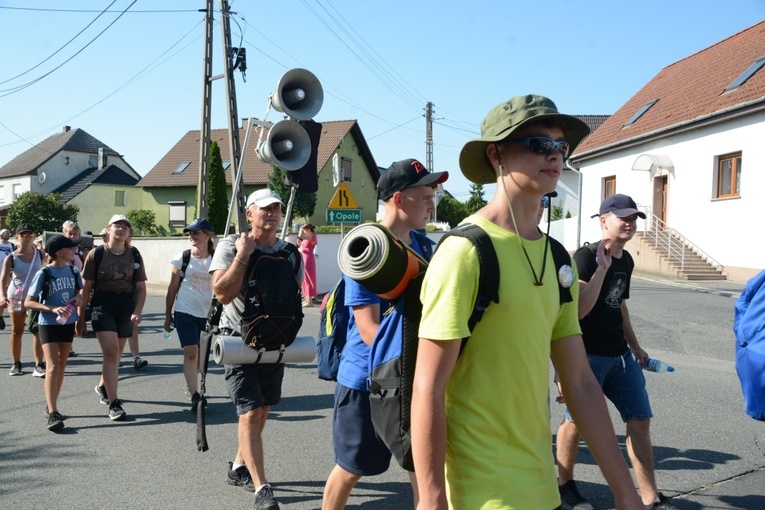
[[213, 335, 316, 365], [337, 223, 427, 301]]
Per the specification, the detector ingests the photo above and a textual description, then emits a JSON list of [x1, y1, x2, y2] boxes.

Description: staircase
[[637, 214, 726, 281]]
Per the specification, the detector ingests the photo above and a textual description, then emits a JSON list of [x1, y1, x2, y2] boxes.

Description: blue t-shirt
[[336, 232, 427, 391], [27, 265, 83, 326]]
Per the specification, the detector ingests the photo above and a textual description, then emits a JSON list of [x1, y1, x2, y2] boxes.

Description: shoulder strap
[[130, 246, 142, 282], [284, 242, 302, 275], [70, 264, 81, 292], [549, 237, 573, 304], [92, 245, 105, 286], [179, 249, 192, 286], [40, 266, 51, 302], [436, 224, 500, 354], [411, 230, 435, 262]]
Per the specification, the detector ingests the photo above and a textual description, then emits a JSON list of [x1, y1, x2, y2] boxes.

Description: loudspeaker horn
[[271, 68, 324, 121], [256, 120, 311, 171]]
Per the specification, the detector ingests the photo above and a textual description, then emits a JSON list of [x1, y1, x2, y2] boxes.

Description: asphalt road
[[0, 277, 763, 509]]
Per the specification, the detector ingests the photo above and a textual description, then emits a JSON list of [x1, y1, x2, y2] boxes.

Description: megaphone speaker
[[271, 68, 324, 121], [256, 120, 311, 171]]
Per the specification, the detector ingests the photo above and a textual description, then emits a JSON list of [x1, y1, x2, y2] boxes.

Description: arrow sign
[[327, 208, 361, 223]]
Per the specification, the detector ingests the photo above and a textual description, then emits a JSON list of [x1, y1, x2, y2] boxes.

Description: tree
[[465, 183, 487, 215], [207, 141, 229, 234], [550, 202, 564, 221], [126, 209, 158, 236], [267, 166, 317, 221], [436, 195, 469, 229], [6, 192, 78, 233]]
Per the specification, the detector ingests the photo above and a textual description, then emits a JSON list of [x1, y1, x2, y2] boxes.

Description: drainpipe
[[566, 161, 582, 249]]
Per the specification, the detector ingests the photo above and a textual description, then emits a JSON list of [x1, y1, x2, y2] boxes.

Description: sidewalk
[[634, 271, 747, 299]]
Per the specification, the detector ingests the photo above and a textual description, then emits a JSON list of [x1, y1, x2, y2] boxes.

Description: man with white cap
[[210, 188, 303, 510]]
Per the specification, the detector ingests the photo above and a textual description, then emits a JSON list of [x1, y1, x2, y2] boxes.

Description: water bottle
[[56, 299, 78, 325], [10, 288, 23, 312], [645, 358, 675, 373], [163, 323, 174, 342]]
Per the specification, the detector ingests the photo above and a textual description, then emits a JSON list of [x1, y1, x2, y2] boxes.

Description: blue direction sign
[[327, 208, 361, 223]]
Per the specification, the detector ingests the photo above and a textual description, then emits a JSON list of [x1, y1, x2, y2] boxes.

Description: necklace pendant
[[534, 282, 544, 287]]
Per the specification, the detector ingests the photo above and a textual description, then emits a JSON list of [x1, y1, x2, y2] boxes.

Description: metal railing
[[640, 211, 724, 273]]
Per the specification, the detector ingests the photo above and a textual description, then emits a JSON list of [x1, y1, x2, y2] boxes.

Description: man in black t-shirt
[[555, 194, 677, 510]]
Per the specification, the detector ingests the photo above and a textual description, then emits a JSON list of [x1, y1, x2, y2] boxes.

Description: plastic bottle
[[56, 299, 78, 325], [645, 358, 675, 373], [163, 323, 174, 342], [10, 288, 23, 312]]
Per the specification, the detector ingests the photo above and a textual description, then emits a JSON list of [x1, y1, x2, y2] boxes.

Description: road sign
[[327, 208, 361, 223], [328, 182, 358, 209]]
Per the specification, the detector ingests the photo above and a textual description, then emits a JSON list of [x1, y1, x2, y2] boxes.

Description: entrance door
[[652, 176, 667, 228]]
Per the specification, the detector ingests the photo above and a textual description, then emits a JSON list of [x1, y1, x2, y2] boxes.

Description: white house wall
[[579, 112, 764, 275]]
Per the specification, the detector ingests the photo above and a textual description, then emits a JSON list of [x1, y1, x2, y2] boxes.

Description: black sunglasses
[[502, 136, 570, 159]]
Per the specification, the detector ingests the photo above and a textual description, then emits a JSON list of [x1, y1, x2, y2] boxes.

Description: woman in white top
[[164, 218, 214, 412], [1, 223, 45, 376]]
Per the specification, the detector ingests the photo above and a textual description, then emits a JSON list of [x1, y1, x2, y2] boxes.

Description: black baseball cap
[[594, 194, 647, 219], [15, 223, 35, 235], [377, 159, 448, 201], [45, 234, 80, 256]]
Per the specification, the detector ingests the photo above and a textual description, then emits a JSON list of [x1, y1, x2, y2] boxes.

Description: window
[[342, 158, 352, 182], [222, 160, 231, 171], [716, 153, 741, 199], [169, 201, 186, 227], [12, 184, 22, 200], [724, 56, 765, 92], [88, 155, 98, 168], [0, 186, 4, 204], [114, 190, 127, 207], [604, 176, 616, 198], [173, 161, 191, 174], [623, 99, 658, 127]]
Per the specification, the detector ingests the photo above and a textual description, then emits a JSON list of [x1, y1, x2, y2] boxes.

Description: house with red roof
[[137, 119, 379, 230], [566, 21, 765, 282]]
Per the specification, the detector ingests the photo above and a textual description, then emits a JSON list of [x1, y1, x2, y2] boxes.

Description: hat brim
[[109, 220, 133, 229], [251, 198, 284, 208], [609, 208, 647, 219], [459, 113, 591, 184]]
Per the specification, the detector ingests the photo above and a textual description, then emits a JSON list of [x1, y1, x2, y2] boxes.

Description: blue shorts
[[174, 311, 206, 348], [224, 362, 284, 416], [565, 350, 653, 423], [332, 383, 391, 476]]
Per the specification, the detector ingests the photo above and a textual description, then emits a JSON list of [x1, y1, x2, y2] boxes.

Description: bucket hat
[[459, 95, 591, 183]]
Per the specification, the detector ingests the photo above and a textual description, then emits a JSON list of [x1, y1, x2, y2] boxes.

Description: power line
[[0, 0, 118, 86], [0, 0, 138, 97]]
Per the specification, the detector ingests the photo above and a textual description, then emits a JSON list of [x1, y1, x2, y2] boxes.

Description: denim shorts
[[224, 362, 284, 416], [174, 311, 206, 348], [332, 383, 391, 476], [564, 350, 653, 423]]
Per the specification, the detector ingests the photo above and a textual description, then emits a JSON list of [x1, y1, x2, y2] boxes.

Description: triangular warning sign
[[328, 182, 359, 209]]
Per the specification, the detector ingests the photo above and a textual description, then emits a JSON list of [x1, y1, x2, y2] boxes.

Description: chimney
[[98, 148, 106, 170], [63, 126, 71, 132]]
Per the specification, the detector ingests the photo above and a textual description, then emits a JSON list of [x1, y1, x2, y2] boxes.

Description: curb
[[633, 273, 744, 299]]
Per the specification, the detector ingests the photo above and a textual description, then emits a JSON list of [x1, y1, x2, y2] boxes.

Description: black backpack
[[367, 224, 573, 471], [240, 243, 303, 362]]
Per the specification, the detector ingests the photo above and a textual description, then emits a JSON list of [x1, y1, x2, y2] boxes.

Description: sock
[[232, 462, 246, 471]]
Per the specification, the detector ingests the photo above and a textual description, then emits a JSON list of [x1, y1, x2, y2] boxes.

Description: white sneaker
[[33, 363, 46, 378]]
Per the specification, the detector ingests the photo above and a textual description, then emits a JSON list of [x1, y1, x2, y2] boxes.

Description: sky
[[1, 1, 763, 202]]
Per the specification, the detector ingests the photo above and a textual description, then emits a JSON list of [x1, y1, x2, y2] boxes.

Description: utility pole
[[220, 0, 247, 232], [425, 101, 434, 173], [196, 0, 214, 220]]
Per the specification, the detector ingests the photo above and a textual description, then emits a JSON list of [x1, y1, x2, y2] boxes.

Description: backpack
[[240, 243, 303, 362], [733, 270, 765, 421], [316, 278, 350, 381], [366, 224, 573, 471]]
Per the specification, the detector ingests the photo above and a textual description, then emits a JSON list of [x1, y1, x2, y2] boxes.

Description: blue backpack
[[316, 278, 350, 381], [733, 270, 765, 421]]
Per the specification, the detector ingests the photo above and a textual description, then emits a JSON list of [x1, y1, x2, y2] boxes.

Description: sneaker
[[254, 484, 279, 510], [44, 407, 66, 420], [559, 480, 593, 510], [108, 399, 126, 421], [133, 356, 148, 370], [646, 493, 679, 509], [68, 348, 78, 358], [9, 362, 22, 376], [47, 411, 65, 431], [190, 392, 205, 413], [227, 462, 255, 492], [95, 384, 109, 405], [0, 315, 5, 330], [33, 363, 46, 378]]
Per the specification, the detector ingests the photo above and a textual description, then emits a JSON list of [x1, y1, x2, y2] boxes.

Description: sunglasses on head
[[502, 136, 570, 159]]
